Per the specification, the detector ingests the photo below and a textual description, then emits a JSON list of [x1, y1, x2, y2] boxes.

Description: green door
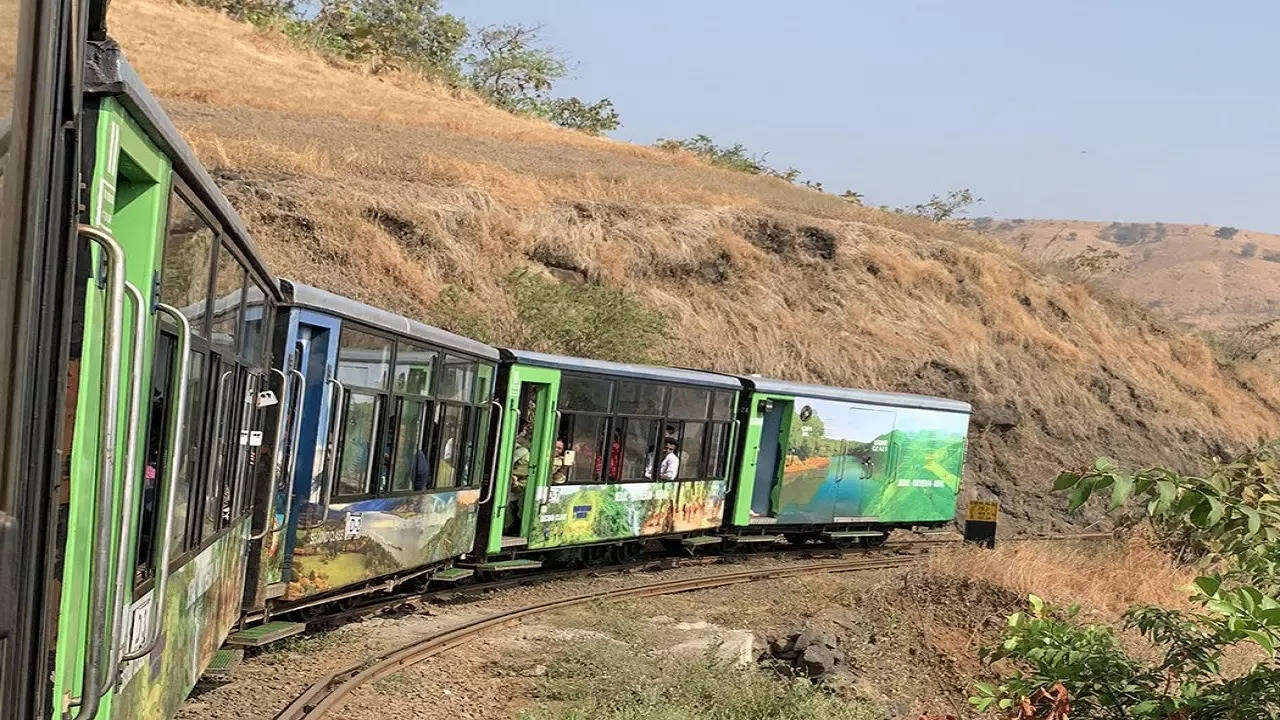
[[485, 365, 559, 554]]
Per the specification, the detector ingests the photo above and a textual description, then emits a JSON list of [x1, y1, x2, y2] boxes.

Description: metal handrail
[[68, 225, 126, 720], [249, 369, 290, 541], [297, 374, 343, 530], [477, 400, 504, 505], [276, 368, 307, 536], [104, 281, 147, 689], [119, 304, 189, 663]]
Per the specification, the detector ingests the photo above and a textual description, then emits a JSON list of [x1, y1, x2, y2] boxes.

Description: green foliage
[[520, 638, 876, 720], [896, 188, 982, 222], [309, 0, 466, 74], [463, 24, 566, 112], [1099, 222, 1153, 247], [504, 269, 667, 364], [656, 134, 772, 174], [544, 97, 621, 134], [977, 445, 1280, 718], [840, 190, 864, 206], [1215, 226, 1240, 240]]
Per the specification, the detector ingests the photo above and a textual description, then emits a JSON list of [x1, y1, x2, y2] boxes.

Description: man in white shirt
[[646, 438, 680, 481]]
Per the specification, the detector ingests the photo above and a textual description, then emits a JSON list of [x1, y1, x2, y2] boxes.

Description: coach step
[[225, 620, 306, 647]]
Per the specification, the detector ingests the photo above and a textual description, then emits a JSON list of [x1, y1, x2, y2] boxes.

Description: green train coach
[[0, 5, 972, 719]]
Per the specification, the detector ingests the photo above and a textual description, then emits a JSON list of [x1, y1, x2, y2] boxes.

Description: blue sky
[[445, 1, 1280, 232]]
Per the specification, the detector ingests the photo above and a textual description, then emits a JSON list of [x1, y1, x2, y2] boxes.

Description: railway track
[[272, 551, 925, 720]]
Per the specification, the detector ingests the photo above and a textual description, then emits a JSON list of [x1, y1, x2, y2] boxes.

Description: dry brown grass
[[927, 536, 1194, 614], [107, 0, 1280, 532]]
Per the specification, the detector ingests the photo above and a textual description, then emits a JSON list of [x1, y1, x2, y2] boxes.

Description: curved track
[[273, 552, 922, 720]]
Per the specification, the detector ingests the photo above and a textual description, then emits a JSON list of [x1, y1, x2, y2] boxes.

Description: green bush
[[504, 269, 666, 364], [544, 97, 621, 135], [974, 449, 1280, 719]]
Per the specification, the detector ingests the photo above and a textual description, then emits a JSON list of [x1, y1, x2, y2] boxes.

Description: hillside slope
[[983, 218, 1280, 330], [108, 0, 1280, 532]]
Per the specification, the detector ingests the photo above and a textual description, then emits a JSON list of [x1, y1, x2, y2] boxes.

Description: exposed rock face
[[760, 624, 847, 680], [649, 616, 762, 667]]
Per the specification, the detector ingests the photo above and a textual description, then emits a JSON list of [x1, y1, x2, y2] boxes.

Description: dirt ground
[[179, 548, 1028, 720]]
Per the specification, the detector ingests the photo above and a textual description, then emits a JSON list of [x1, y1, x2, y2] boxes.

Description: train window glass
[[336, 392, 381, 496], [233, 372, 261, 515], [393, 341, 435, 397], [706, 423, 730, 478], [438, 355, 475, 403], [435, 403, 466, 487], [668, 387, 710, 420], [474, 363, 494, 404], [561, 414, 607, 483], [620, 418, 659, 480], [391, 398, 433, 491], [711, 391, 735, 421], [133, 333, 176, 584], [160, 193, 215, 337], [459, 407, 482, 486], [616, 381, 667, 416], [241, 283, 271, 366], [678, 422, 705, 479], [602, 425, 624, 482], [202, 361, 237, 537], [170, 350, 207, 552], [336, 328, 392, 390], [560, 375, 612, 413], [468, 408, 491, 486], [210, 243, 245, 356]]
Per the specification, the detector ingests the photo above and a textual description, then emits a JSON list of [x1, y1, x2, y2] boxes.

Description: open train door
[[484, 365, 560, 554], [0, 0, 85, 714]]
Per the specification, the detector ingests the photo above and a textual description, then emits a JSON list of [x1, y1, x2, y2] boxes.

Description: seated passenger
[[550, 438, 568, 484]]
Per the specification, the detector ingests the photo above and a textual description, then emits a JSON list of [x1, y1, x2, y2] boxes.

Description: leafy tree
[[1215, 226, 1240, 240], [897, 188, 982, 221], [656, 134, 771, 175], [311, 0, 466, 74], [840, 190, 864, 206], [464, 24, 567, 112], [544, 97, 620, 135], [973, 449, 1280, 719]]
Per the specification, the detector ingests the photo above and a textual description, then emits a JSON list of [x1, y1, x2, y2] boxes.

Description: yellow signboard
[[966, 500, 999, 523]]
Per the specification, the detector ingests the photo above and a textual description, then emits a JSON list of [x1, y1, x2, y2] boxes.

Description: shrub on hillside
[[972, 449, 1280, 719], [1099, 222, 1151, 246], [897, 188, 982, 222], [1241, 242, 1259, 258], [1215, 226, 1240, 240], [543, 97, 621, 135]]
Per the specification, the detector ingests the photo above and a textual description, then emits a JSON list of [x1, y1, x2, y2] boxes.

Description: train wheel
[[783, 533, 815, 546], [614, 542, 643, 564], [583, 544, 613, 566]]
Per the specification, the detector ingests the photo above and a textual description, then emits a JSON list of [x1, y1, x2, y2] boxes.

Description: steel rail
[[274, 553, 920, 720]]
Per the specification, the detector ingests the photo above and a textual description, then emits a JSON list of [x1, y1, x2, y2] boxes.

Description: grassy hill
[[981, 218, 1280, 331], [108, 0, 1280, 532]]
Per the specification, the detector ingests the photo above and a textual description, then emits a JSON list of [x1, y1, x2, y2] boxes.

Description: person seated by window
[[645, 438, 680, 481], [550, 438, 568, 484]]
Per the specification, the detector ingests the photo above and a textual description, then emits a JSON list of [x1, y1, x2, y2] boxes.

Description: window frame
[[329, 320, 494, 502]]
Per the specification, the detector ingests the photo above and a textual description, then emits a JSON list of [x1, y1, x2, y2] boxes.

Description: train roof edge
[[278, 279, 500, 361], [737, 375, 972, 414], [499, 349, 741, 389], [83, 39, 279, 297]]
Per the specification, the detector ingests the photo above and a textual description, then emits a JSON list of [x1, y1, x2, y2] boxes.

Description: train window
[[620, 418, 660, 480], [336, 392, 381, 496], [241, 283, 271, 366], [474, 363, 494, 404], [337, 328, 392, 390], [170, 350, 208, 552], [393, 341, 435, 396], [678, 422, 706, 479], [468, 408, 490, 486], [210, 242, 245, 356], [560, 375, 612, 413], [711, 391, 735, 421], [706, 423, 731, 478], [668, 387, 710, 420], [201, 361, 238, 538], [435, 403, 467, 487], [160, 193, 216, 337], [132, 333, 176, 585], [559, 414, 608, 484], [438, 355, 475, 403], [391, 398, 433, 491], [616, 381, 667, 416]]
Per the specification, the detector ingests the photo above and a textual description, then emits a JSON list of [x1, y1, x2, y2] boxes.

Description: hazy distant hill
[[981, 218, 1280, 331]]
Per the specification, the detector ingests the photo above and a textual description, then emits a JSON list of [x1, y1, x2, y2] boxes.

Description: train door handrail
[[477, 400, 504, 505], [67, 225, 127, 720], [119, 303, 190, 663], [249, 368, 289, 541], [104, 281, 147, 689]]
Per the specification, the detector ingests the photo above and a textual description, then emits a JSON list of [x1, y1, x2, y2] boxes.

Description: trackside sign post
[[964, 500, 998, 548]]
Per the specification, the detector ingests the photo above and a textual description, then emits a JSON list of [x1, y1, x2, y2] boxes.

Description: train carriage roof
[[501, 349, 741, 390], [83, 40, 278, 296], [279, 279, 499, 361], [738, 375, 971, 413]]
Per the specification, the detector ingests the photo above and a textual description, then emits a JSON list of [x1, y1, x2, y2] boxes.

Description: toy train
[[0, 32, 970, 720]]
